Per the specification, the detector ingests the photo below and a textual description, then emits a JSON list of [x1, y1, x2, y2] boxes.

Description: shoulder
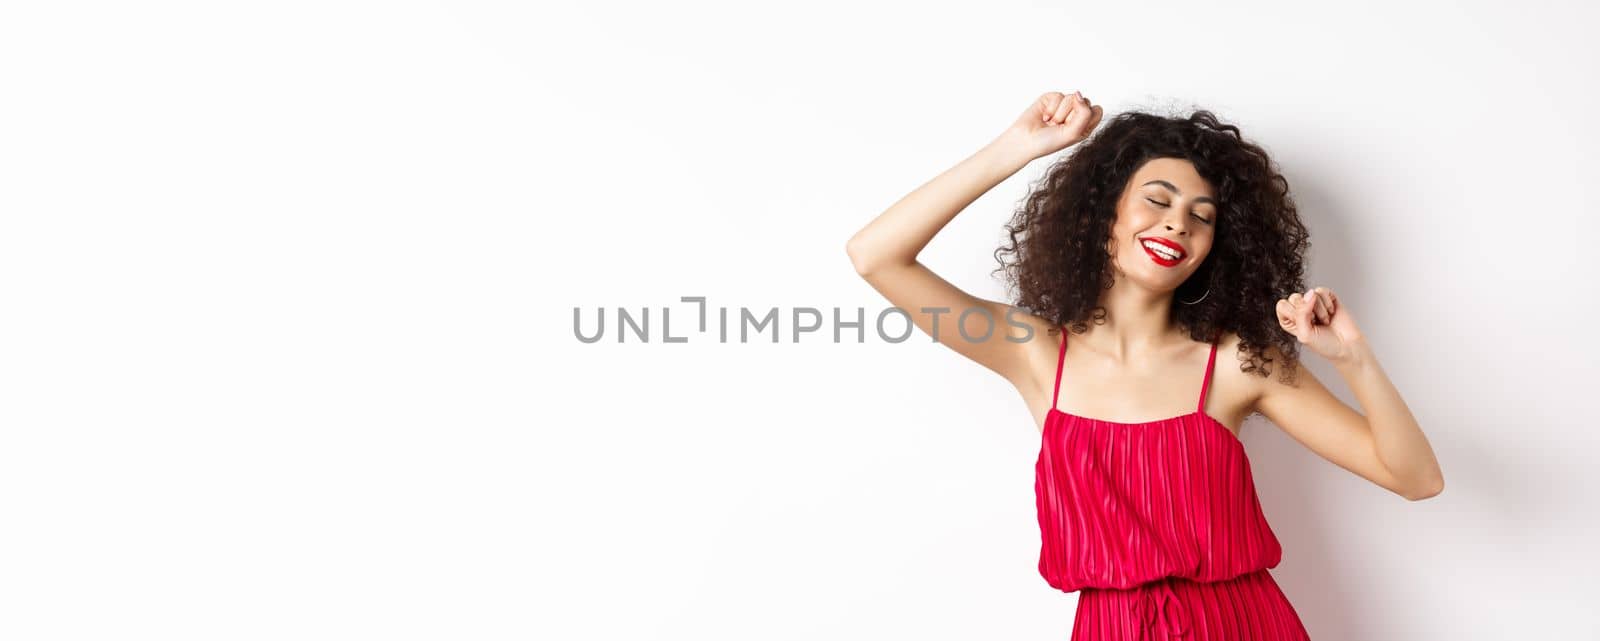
[[1012, 308, 1065, 359], [1213, 329, 1288, 396], [999, 308, 1066, 393], [1215, 331, 1310, 409]]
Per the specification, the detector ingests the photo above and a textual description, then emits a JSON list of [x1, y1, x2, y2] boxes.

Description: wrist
[[1333, 336, 1374, 374], [982, 130, 1039, 172]]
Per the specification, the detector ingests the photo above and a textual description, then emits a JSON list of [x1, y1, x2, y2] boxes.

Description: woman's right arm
[[844, 91, 1103, 386]]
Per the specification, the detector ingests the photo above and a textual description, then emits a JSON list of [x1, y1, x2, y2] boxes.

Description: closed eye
[[1147, 197, 1213, 225]]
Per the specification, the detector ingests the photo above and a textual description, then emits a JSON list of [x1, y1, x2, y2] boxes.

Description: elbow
[[1403, 474, 1445, 502], [846, 234, 912, 277], [845, 236, 876, 277]]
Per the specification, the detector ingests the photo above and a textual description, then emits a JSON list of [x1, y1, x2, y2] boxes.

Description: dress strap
[[1197, 340, 1218, 413], [1051, 326, 1068, 411]]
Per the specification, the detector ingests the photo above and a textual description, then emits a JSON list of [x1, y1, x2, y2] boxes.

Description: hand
[[1276, 286, 1366, 364], [1000, 91, 1104, 161]]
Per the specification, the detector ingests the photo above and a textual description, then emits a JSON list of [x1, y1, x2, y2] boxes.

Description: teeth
[[1143, 240, 1182, 260]]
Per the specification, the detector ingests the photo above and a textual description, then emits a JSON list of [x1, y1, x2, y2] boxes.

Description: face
[[1106, 157, 1219, 293]]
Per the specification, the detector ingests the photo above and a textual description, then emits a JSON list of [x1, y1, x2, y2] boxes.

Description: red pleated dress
[[1034, 328, 1311, 640]]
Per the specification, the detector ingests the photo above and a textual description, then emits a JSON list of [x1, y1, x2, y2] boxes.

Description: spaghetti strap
[[1197, 340, 1218, 412], [1051, 326, 1068, 411]]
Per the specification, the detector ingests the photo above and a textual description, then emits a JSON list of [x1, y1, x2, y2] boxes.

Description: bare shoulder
[[1210, 330, 1286, 430], [1215, 330, 1254, 384], [1225, 335, 1311, 413], [1002, 308, 1066, 398]]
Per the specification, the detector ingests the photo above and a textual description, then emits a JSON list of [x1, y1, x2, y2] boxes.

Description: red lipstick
[[1139, 236, 1186, 267]]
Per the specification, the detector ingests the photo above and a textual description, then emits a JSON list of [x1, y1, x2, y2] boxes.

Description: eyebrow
[[1142, 180, 1217, 206]]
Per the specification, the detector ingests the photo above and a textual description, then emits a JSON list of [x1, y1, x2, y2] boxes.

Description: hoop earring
[[1179, 288, 1210, 305]]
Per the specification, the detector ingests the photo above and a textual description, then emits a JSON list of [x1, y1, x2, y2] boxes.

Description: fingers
[[1041, 91, 1095, 126], [1066, 93, 1092, 126], [1038, 92, 1063, 122], [1306, 289, 1327, 324], [1278, 287, 1339, 340], [1296, 292, 1316, 333], [1086, 104, 1104, 130], [1307, 287, 1337, 324], [1050, 91, 1079, 124], [1275, 297, 1303, 339], [1276, 290, 1317, 342]]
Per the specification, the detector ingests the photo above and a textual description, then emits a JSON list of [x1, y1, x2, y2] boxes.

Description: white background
[[3, 1, 1597, 639]]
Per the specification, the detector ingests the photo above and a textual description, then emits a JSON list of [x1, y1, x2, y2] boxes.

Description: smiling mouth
[[1140, 238, 1185, 265]]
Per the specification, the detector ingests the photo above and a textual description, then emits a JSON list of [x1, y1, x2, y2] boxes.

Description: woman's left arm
[[1256, 287, 1445, 501]]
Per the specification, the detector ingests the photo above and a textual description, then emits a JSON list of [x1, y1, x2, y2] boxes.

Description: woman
[[844, 91, 1444, 640]]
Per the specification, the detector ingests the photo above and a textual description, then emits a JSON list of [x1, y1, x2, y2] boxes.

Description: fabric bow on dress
[[1131, 579, 1191, 640]]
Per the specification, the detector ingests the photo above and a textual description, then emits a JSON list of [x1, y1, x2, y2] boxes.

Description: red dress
[[1035, 328, 1311, 640]]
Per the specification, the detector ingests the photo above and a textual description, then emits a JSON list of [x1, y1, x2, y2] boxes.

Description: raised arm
[[845, 91, 1103, 387], [1261, 287, 1446, 501]]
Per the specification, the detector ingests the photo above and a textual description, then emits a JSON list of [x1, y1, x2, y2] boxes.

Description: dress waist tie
[[1131, 577, 1191, 640]]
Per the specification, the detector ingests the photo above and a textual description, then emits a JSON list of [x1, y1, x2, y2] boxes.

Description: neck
[[1088, 282, 1189, 362]]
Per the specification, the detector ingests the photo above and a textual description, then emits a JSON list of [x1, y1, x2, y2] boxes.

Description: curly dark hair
[[993, 109, 1309, 384]]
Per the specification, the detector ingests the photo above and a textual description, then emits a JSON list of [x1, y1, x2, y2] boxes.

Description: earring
[[1179, 288, 1210, 305]]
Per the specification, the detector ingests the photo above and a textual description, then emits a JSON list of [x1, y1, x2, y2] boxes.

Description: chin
[[1127, 257, 1193, 284], [1124, 274, 1189, 294]]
